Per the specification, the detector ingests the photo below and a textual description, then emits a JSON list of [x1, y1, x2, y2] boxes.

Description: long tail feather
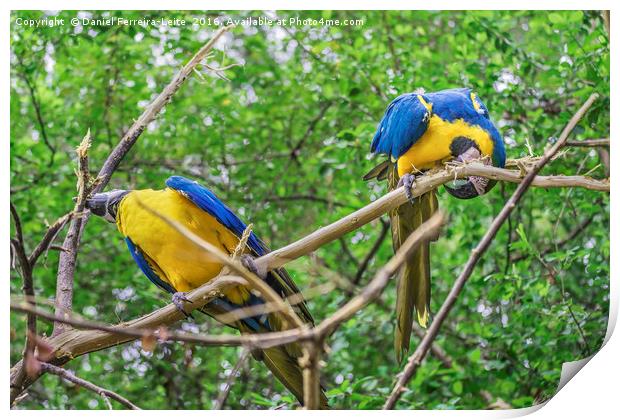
[[201, 269, 329, 408], [388, 165, 438, 363], [261, 346, 329, 409], [362, 160, 391, 181]]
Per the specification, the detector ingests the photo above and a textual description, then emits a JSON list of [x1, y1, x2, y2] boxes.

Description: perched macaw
[[85, 175, 328, 408], [364, 88, 506, 362]]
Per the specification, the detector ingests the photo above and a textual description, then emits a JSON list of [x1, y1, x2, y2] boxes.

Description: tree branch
[[352, 218, 390, 288], [303, 212, 445, 409], [213, 349, 250, 409], [10, 202, 37, 400], [40, 363, 141, 410], [28, 213, 72, 267], [53, 130, 93, 334], [566, 138, 609, 147], [383, 93, 599, 409], [260, 161, 608, 273], [15, 54, 56, 166]]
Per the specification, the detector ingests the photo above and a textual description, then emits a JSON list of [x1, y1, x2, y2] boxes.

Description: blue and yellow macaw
[[364, 88, 506, 362], [85, 175, 328, 408]]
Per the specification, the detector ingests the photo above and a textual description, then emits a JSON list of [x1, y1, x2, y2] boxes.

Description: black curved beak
[[445, 177, 497, 199], [445, 181, 476, 199], [85, 193, 109, 218]]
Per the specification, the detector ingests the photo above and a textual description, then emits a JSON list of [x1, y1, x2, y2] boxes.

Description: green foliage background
[[10, 10, 609, 409]]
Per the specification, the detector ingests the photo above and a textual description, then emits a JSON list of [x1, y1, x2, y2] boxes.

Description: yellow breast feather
[[117, 189, 250, 303], [397, 116, 494, 177]]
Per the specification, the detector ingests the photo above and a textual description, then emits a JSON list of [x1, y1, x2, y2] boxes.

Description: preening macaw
[[364, 88, 506, 362], [85, 175, 328, 408]]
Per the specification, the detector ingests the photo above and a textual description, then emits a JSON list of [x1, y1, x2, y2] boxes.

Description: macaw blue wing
[[370, 93, 432, 160], [125, 237, 176, 294], [165, 176, 315, 325], [165, 176, 268, 256], [207, 295, 270, 332]]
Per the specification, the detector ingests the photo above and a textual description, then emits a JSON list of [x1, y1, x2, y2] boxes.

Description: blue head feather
[[426, 88, 506, 168]]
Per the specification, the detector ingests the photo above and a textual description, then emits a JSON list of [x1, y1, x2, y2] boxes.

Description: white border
[[3, 2, 617, 419]]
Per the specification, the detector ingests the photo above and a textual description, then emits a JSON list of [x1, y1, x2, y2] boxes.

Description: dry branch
[[315, 212, 445, 340], [301, 212, 446, 409], [383, 93, 599, 409], [259, 162, 607, 272], [28, 213, 72, 267], [41, 363, 141, 410], [213, 349, 250, 409], [53, 130, 93, 334], [566, 138, 609, 147]]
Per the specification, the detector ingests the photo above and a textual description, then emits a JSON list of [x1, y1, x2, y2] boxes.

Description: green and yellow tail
[[387, 164, 439, 362], [365, 162, 438, 363]]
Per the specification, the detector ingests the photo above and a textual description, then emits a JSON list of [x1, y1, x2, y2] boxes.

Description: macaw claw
[[240, 254, 267, 280], [397, 173, 417, 205], [469, 175, 489, 196], [172, 292, 193, 318]]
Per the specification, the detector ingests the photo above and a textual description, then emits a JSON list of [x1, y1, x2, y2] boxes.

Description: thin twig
[[316, 212, 445, 340], [10, 202, 37, 402], [15, 54, 56, 166], [566, 138, 609, 147], [28, 213, 72, 266], [231, 224, 253, 260], [383, 93, 599, 409], [9, 295, 306, 350], [214, 282, 336, 326], [352, 218, 390, 287], [40, 363, 141, 410], [302, 212, 445, 409], [213, 349, 250, 409]]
